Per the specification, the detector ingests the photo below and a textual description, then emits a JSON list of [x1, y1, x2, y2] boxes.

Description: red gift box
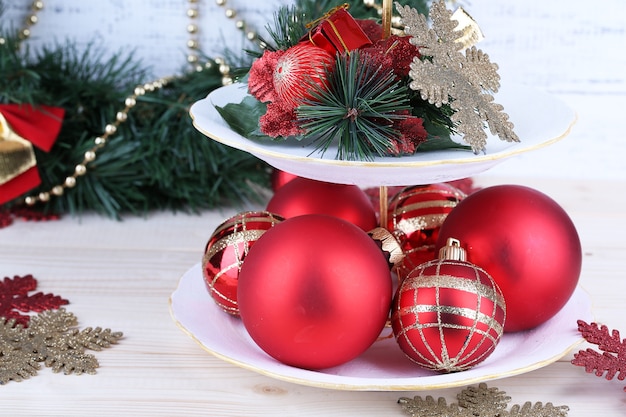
[[304, 7, 372, 54]]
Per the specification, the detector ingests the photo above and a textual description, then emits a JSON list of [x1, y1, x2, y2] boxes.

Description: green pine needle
[[297, 52, 411, 161], [1, 33, 269, 217], [259, 5, 309, 52]]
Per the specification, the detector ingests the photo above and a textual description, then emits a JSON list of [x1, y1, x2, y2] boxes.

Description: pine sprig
[[297, 51, 411, 160], [260, 5, 309, 52]]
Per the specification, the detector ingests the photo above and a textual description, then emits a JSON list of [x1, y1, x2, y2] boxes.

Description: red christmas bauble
[[392, 238, 506, 372], [270, 169, 298, 191], [273, 43, 335, 108], [238, 214, 393, 369], [387, 183, 466, 280], [202, 211, 283, 316], [266, 177, 377, 232], [435, 185, 582, 332]]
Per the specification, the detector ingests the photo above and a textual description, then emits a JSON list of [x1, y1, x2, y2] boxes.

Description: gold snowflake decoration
[[398, 383, 569, 417], [397, 0, 520, 153], [0, 308, 123, 384]]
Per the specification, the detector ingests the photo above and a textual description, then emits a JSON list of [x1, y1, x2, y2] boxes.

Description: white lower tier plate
[[189, 83, 576, 187], [169, 263, 592, 391]]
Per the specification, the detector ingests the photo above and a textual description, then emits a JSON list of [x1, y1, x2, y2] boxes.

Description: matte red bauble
[[387, 183, 466, 280], [237, 214, 392, 369], [392, 238, 506, 372], [266, 177, 377, 232], [436, 185, 582, 332], [202, 211, 283, 316], [270, 169, 298, 191]]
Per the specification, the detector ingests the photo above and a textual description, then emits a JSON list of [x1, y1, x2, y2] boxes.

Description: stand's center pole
[[379, 0, 392, 229], [379, 185, 388, 229], [382, 0, 392, 39]]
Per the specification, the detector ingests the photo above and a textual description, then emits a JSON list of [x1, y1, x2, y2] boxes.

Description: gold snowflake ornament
[[0, 308, 123, 384], [397, 0, 519, 154], [398, 383, 569, 417]]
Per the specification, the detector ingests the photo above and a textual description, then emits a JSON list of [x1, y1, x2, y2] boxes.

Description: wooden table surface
[[1, 174, 625, 416], [1, 0, 625, 415]]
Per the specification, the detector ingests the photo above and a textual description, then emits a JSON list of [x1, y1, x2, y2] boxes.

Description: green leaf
[[416, 135, 472, 152], [215, 96, 269, 139]]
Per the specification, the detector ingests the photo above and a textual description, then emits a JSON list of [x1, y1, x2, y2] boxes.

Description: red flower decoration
[[259, 102, 303, 138], [0, 275, 69, 327], [572, 320, 626, 392], [390, 116, 428, 155], [362, 35, 422, 79], [248, 49, 285, 104], [357, 19, 383, 42]]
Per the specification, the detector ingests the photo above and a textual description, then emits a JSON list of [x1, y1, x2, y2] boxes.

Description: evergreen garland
[[0, 4, 269, 218], [0, 0, 431, 218]]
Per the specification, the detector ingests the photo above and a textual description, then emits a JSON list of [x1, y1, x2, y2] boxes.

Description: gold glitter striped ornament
[[202, 211, 283, 316], [391, 237, 506, 372], [387, 183, 466, 281]]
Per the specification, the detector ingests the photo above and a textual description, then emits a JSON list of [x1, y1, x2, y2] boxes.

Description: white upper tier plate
[[170, 263, 592, 391], [189, 83, 576, 187]]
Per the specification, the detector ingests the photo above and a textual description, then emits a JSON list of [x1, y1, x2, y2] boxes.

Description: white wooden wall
[[3, 0, 625, 181]]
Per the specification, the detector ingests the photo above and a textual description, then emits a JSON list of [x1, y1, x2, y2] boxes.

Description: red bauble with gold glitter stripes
[[391, 238, 506, 373], [202, 211, 283, 316], [387, 183, 466, 281]]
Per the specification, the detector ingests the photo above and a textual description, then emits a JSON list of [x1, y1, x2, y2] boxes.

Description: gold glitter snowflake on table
[[0, 308, 123, 384], [397, 0, 520, 154], [398, 383, 569, 417]]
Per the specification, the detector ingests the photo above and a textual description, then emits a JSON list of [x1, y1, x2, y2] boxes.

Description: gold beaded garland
[[11, 0, 396, 207], [22, 75, 172, 206]]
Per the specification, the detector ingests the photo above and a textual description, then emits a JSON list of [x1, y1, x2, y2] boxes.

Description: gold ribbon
[[451, 7, 484, 49], [305, 3, 350, 29], [0, 112, 37, 185]]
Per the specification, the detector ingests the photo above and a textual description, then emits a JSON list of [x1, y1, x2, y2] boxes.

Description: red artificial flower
[[383, 36, 421, 78], [259, 102, 303, 138], [389, 116, 428, 155], [248, 49, 285, 103], [362, 35, 421, 79], [357, 19, 383, 42]]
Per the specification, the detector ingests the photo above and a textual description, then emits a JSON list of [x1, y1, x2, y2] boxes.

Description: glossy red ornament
[[387, 183, 466, 280], [392, 238, 506, 372], [202, 211, 283, 316], [266, 177, 377, 232], [237, 214, 392, 369], [436, 185, 582, 332], [270, 169, 298, 191]]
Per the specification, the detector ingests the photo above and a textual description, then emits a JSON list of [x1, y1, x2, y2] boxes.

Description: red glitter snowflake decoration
[[571, 320, 626, 392], [0, 206, 60, 229], [0, 275, 69, 327]]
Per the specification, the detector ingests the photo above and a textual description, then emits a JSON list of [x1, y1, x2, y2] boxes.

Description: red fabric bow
[[0, 104, 65, 204]]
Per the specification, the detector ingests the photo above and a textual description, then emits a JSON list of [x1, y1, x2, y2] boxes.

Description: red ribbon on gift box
[[0, 104, 65, 204]]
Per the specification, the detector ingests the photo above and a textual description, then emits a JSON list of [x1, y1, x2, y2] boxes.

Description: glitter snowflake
[[398, 383, 569, 416], [0, 274, 69, 327], [571, 320, 626, 392], [397, 0, 519, 154], [0, 308, 123, 384]]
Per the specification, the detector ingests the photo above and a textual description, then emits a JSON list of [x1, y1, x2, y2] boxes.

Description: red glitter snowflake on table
[[571, 320, 626, 392], [0, 206, 60, 229], [0, 275, 69, 327]]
